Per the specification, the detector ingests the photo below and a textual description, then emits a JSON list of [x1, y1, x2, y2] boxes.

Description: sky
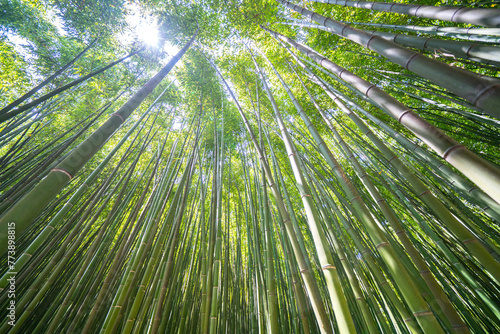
[[121, 3, 180, 57]]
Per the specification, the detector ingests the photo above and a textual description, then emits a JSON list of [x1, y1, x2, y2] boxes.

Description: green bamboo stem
[[0, 38, 98, 115]]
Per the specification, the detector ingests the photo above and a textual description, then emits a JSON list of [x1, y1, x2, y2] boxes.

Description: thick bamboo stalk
[[310, 0, 500, 27], [287, 20, 500, 66]]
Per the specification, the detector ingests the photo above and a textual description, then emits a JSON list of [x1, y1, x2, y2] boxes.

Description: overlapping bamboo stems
[[309, 68, 500, 255], [0, 103, 109, 201], [66, 157, 158, 332], [334, 108, 500, 253], [301, 58, 500, 281], [289, 60, 470, 331], [364, 69, 499, 126], [262, 46, 456, 333], [0, 105, 110, 213], [0, 38, 98, 115], [298, 151, 379, 332], [200, 155, 211, 333], [302, 59, 500, 221], [244, 75, 310, 333], [202, 115, 221, 334], [0, 84, 88, 141], [42, 124, 160, 332], [255, 105, 389, 332], [99, 138, 194, 333], [334, 118, 500, 330], [265, 26, 500, 217], [242, 142, 270, 332], [264, 130, 318, 333], [123, 146, 199, 334], [285, 18, 500, 43], [252, 50, 358, 333], [255, 84, 280, 333], [300, 156, 424, 333], [151, 118, 205, 334], [209, 117, 225, 334], [0, 140, 143, 333], [286, 20, 500, 67], [0, 30, 198, 252], [206, 53, 334, 334], [310, 0, 500, 27], [276, 0, 500, 118], [0, 88, 172, 292], [352, 139, 500, 323]]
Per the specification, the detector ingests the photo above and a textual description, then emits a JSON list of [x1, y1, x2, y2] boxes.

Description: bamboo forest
[[1, 0, 500, 333]]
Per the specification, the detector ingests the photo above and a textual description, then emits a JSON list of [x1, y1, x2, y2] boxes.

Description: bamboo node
[[462, 238, 479, 245], [350, 196, 361, 203], [473, 84, 500, 107], [365, 84, 376, 96], [413, 310, 433, 317], [365, 35, 377, 49], [442, 144, 465, 160], [419, 190, 431, 197], [465, 43, 478, 57], [376, 242, 389, 249], [340, 25, 349, 37], [450, 7, 466, 23], [322, 264, 336, 270], [397, 110, 412, 123], [51, 168, 73, 180], [112, 113, 125, 123], [404, 53, 420, 70], [467, 187, 477, 193], [411, 5, 425, 16]]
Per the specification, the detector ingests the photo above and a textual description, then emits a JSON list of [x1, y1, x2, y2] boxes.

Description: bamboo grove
[[1, 0, 500, 333]]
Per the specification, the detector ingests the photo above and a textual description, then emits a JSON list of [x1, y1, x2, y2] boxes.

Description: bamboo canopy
[[0, 0, 499, 333]]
